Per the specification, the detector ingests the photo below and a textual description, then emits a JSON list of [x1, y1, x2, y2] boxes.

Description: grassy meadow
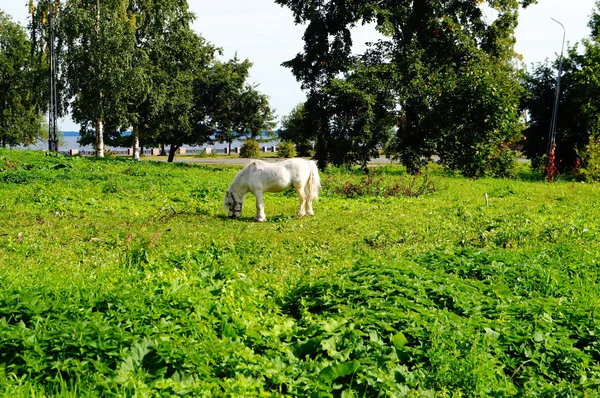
[[1, 148, 600, 396]]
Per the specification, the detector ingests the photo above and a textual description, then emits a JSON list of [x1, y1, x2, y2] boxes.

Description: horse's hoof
[[256, 217, 266, 222]]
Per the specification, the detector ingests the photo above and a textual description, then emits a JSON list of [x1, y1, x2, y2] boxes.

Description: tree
[[230, 84, 276, 141], [31, 0, 206, 160], [379, 2, 527, 176], [277, 0, 536, 173], [118, 0, 206, 161], [326, 78, 393, 168], [47, 0, 136, 157], [148, 29, 217, 162], [276, 0, 365, 169], [433, 55, 524, 177], [522, 1, 600, 173], [207, 58, 275, 153], [0, 12, 45, 147], [278, 103, 314, 156], [522, 63, 561, 171]]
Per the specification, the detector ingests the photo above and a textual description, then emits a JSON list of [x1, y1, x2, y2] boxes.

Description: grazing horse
[[224, 158, 321, 222]]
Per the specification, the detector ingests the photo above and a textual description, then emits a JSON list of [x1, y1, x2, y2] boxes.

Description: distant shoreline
[[13, 133, 280, 154]]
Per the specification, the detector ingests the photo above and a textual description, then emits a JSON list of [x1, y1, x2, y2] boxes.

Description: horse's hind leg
[[255, 191, 267, 222], [295, 184, 307, 217], [303, 185, 315, 216], [306, 196, 314, 216]]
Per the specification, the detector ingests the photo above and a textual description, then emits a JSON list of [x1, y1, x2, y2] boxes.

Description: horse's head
[[224, 190, 243, 218]]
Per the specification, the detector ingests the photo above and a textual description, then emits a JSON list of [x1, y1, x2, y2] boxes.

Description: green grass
[[1, 148, 599, 396]]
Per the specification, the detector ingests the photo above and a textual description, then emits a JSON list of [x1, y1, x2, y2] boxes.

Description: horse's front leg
[[255, 191, 266, 222]]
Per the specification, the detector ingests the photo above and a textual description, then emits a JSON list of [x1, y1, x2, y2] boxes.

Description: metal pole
[[546, 18, 565, 181], [548, 18, 565, 152], [48, 0, 58, 152]]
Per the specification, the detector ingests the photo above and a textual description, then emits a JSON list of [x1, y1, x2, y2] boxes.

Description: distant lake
[[14, 132, 278, 153]]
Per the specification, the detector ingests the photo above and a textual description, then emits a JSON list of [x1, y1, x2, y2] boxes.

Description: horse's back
[[239, 158, 314, 192]]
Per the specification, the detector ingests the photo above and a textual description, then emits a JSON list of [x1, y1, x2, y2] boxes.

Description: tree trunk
[[132, 124, 140, 161], [315, 114, 329, 171], [228, 140, 232, 155], [94, 1, 104, 158], [167, 144, 179, 162], [95, 118, 104, 157], [160, 144, 166, 156]]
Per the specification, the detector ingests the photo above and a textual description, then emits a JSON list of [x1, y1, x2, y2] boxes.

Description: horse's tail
[[306, 160, 321, 201]]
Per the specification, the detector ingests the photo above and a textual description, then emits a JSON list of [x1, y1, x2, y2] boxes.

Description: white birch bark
[[96, 118, 104, 157], [132, 124, 140, 160]]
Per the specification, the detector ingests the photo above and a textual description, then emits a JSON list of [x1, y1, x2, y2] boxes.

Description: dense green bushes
[[277, 141, 297, 158], [239, 139, 260, 158]]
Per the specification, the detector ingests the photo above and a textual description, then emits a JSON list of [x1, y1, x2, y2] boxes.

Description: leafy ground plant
[[0, 148, 599, 396]]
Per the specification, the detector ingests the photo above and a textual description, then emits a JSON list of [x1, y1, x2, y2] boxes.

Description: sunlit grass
[[1, 148, 599, 395]]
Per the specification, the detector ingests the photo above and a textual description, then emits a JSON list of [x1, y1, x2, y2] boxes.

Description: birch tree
[[48, 0, 134, 157]]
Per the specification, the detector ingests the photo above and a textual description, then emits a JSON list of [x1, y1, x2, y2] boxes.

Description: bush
[[240, 139, 260, 158], [577, 136, 600, 181], [486, 145, 517, 178], [277, 141, 296, 158], [328, 170, 440, 198]]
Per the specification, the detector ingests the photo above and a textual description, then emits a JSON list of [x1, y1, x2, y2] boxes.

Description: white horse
[[224, 158, 321, 222]]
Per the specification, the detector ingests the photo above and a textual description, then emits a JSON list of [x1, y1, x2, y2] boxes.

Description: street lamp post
[[546, 18, 566, 182]]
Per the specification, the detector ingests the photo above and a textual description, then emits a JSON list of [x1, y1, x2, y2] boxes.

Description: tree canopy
[[207, 57, 276, 152], [521, 0, 600, 175], [18, 0, 600, 179], [0, 11, 45, 147], [27, 0, 273, 161], [277, 0, 536, 174]]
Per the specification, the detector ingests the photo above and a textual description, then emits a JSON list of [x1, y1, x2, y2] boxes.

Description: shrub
[[577, 135, 600, 181], [240, 139, 260, 158], [330, 170, 439, 198], [278, 141, 296, 158], [486, 145, 517, 178], [0, 157, 19, 171], [0, 170, 31, 184]]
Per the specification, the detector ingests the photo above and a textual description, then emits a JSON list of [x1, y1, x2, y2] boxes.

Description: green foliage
[[239, 139, 260, 158], [278, 103, 314, 157], [434, 57, 523, 177], [521, 61, 587, 173], [326, 78, 393, 169], [522, 7, 600, 173], [277, 0, 530, 174], [208, 57, 276, 149], [487, 145, 518, 178], [145, 28, 217, 162], [577, 135, 600, 181], [277, 141, 296, 158], [0, 12, 45, 147], [2, 149, 600, 395], [384, 23, 524, 177], [323, 170, 439, 198]]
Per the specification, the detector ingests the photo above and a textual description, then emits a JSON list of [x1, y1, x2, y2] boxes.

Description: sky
[[2, 0, 598, 131]]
